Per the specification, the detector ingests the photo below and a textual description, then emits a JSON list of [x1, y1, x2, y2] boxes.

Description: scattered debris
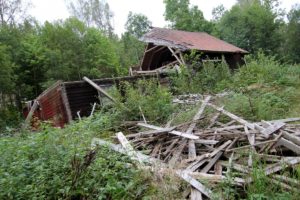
[[92, 94, 300, 199]]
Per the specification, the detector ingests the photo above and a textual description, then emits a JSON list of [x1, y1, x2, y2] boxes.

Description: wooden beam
[[145, 45, 161, 53], [116, 132, 144, 164], [83, 76, 116, 103], [202, 101, 256, 130], [261, 122, 285, 137], [201, 152, 223, 173], [137, 123, 199, 140], [24, 100, 39, 127], [176, 170, 213, 199], [276, 137, 300, 155], [187, 96, 211, 158], [91, 138, 164, 166], [61, 83, 72, 122], [168, 47, 183, 65]]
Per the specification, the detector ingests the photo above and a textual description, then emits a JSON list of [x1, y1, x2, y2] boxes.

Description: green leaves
[[217, 0, 282, 54], [0, 114, 147, 199], [112, 80, 174, 123], [163, 0, 214, 33]]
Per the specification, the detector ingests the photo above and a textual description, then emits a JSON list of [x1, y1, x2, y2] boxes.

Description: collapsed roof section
[[139, 27, 248, 71], [140, 27, 248, 53]]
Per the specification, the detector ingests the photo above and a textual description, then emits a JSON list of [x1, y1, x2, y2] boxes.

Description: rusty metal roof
[[140, 28, 248, 54]]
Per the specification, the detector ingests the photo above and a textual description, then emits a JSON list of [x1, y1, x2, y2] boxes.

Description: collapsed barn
[[25, 28, 249, 127], [24, 74, 169, 127], [131, 27, 248, 75]]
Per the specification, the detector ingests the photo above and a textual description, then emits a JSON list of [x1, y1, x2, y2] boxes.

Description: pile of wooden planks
[[92, 94, 300, 199]]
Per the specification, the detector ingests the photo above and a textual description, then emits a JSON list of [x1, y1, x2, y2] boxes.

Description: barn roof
[[140, 27, 248, 54]]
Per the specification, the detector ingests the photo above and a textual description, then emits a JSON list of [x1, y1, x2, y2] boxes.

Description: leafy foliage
[[217, 0, 283, 54], [112, 79, 174, 124], [284, 4, 300, 63], [171, 58, 232, 94], [0, 113, 149, 199], [172, 53, 300, 121], [163, 0, 214, 33], [0, 106, 21, 132], [0, 43, 15, 93], [125, 12, 152, 38]]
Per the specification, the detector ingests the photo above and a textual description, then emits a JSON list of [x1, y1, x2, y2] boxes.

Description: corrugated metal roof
[[140, 27, 248, 54]]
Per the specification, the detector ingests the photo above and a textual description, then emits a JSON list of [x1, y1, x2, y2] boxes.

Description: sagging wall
[[36, 81, 70, 127], [29, 75, 170, 127], [64, 75, 170, 120]]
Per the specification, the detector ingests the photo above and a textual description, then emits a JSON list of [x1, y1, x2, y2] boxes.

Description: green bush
[[0, 106, 21, 133], [221, 91, 290, 121], [233, 52, 300, 89], [0, 115, 148, 200], [170, 59, 232, 94], [112, 79, 174, 124]]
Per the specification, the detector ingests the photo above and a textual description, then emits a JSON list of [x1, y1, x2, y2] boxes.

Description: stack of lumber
[[92, 94, 300, 199]]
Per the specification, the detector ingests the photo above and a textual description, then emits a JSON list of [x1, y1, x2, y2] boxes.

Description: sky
[[29, 0, 300, 35]]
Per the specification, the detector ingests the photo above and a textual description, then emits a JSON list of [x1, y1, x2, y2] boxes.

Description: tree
[[212, 5, 226, 22], [125, 12, 152, 38], [217, 0, 283, 54], [0, 0, 31, 25], [40, 17, 119, 81], [285, 4, 300, 63], [0, 44, 15, 94], [67, 0, 114, 36], [163, 0, 214, 33], [118, 12, 152, 70]]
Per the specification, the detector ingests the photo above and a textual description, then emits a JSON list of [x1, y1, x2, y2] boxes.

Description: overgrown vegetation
[[1, 0, 300, 199], [1, 69, 300, 198], [112, 80, 174, 124], [0, 80, 179, 199], [171, 52, 300, 121], [0, 117, 149, 199]]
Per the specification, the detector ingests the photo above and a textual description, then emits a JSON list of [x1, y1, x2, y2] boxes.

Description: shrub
[[170, 59, 232, 94], [233, 52, 300, 89], [0, 106, 21, 133], [0, 115, 148, 200], [112, 79, 174, 124]]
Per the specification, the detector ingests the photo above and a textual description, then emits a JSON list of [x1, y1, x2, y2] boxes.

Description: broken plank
[[214, 161, 223, 175], [116, 132, 144, 164], [126, 127, 174, 138], [162, 138, 179, 156], [261, 122, 285, 136], [202, 101, 256, 130], [189, 172, 245, 185], [191, 189, 202, 200], [201, 152, 223, 173], [282, 131, 300, 146], [137, 123, 199, 140], [188, 96, 211, 159], [194, 139, 219, 145], [91, 138, 164, 166], [210, 140, 232, 157], [264, 157, 300, 176], [276, 137, 300, 155], [83, 76, 116, 103], [226, 139, 278, 152], [169, 139, 187, 166], [23, 100, 39, 128], [176, 170, 213, 199], [168, 47, 183, 65]]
